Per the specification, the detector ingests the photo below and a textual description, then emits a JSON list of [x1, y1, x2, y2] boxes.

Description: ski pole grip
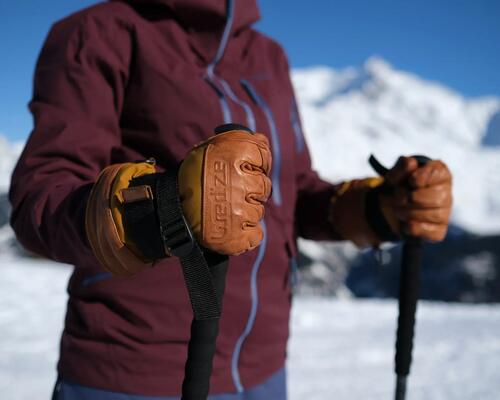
[[395, 155, 430, 379], [412, 155, 431, 168], [369, 154, 431, 179]]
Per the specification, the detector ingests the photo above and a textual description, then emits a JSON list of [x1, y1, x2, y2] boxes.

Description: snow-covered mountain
[[0, 137, 22, 254], [0, 135, 22, 192], [292, 57, 500, 235]]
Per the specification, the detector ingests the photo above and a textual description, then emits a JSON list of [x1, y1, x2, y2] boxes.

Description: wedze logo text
[[209, 159, 230, 241]]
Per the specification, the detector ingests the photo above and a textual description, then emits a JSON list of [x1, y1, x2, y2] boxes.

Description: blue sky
[[1, 0, 499, 141]]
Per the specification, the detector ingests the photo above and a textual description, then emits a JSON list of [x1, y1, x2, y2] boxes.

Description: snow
[[0, 135, 22, 192], [289, 298, 500, 400], [0, 257, 71, 399], [1, 256, 499, 400]]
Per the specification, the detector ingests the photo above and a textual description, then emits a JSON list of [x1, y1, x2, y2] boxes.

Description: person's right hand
[[178, 128, 272, 256], [85, 127, 272, 276]]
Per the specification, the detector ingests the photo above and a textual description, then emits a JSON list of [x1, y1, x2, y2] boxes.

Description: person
[[9, 0, 453, 399]]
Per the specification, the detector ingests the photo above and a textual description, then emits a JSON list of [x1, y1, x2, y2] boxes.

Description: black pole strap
[[156, 171, 222, 321]]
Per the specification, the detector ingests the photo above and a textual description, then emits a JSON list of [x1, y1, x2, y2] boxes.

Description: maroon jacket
[[9, 0, 339, 396]]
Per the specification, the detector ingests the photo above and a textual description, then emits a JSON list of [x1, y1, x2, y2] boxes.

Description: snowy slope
[[292, 57, 500, 235], [289, 298, 500, 400], [1, 256, 499, 400]]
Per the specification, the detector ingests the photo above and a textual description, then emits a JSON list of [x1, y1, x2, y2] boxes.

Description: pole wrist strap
[[124, 169, 223, 320]]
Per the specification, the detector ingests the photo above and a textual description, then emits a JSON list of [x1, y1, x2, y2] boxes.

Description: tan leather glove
[[379, 156, 453, 242], [85, 128, 272, 276], [178, 130, 272, 255], [328, 157, 452, 248], [85, 161, 157, 276]]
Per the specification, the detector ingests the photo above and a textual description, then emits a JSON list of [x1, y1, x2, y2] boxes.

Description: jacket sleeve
[[9, 12, 131, 264], [291, 103, 344, 241], [274, 52, 344, 241]]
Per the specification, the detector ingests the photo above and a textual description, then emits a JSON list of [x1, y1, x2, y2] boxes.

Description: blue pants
[[52, 368, 287, 400]]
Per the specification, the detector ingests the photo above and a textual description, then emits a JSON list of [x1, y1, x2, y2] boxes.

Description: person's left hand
[[379, 156, 453, 242]]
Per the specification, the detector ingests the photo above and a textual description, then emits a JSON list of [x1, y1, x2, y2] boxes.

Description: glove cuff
[[85, 162, 156, 276], [329, 177, 383, 248]]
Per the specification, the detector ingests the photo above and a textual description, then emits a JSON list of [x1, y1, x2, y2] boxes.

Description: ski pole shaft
[[394, 236, 423, 400], [182, 256, 228, 400], [395, 375, 407, 400]]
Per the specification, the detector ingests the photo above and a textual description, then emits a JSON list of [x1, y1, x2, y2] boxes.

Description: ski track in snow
[[1, 257, 500, 400]]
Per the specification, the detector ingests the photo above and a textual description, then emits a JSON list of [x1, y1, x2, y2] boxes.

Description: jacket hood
[[115, 0, 260, 65]]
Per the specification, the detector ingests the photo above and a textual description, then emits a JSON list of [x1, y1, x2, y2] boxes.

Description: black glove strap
[[124, 170, 223, 321], [156, 171, 222, 320], [123, 173, 166, 260]]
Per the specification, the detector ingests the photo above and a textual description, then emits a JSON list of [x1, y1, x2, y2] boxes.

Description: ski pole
[[369, 154, 430, 400], [180, 124, 256, 400], [181, 251, 229, 400], [126, 123, 257, 399]]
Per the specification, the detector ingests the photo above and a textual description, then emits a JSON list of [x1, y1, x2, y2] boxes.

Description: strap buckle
[[160, 213, 195, 258]]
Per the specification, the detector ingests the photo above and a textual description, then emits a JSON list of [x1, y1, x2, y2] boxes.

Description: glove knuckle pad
[[198, 132, 271, 255]]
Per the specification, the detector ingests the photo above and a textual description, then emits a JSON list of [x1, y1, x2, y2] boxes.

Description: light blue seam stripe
[[205, 0, 235, 123], [240, 80, 282, 206], [218, 94, 232, 123], [290, 99, 305, 153], [207, 0, 235, 75], [205, 78, 232, 123], [216, 77, 256, 131], [230, 221, 268, 393], [289, 256, 299, 287], [82, 272, 113, 287]]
